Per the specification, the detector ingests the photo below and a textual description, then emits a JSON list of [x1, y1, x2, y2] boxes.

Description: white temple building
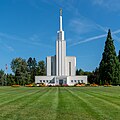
[[35, 9, 87, 86]]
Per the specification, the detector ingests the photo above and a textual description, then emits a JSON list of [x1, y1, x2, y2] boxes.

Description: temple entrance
[[59, 79, 63, 85]]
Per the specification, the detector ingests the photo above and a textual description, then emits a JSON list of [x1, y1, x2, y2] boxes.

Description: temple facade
[[35, 9, 87, 86]]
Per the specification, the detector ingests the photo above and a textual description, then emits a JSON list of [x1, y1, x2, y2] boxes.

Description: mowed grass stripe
[[82, 90, 120, 108], [65, 87, 105, 120], [67, 87, 120, 120], [56, 87, 98, 120], [68, 87, 120, 107], [0, 87, 24, 96], [74, 87, 120, 107], [10, 87, 59, 120], [81, 87, 120, 100], [0, 87, 52, 119], [0, 87, 49, 106], [0, 87, 120, 120], [0, 87, 40, 103]]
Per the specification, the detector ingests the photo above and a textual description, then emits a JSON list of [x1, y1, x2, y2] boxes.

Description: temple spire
[[60, 8, 62, 16], [60, 8, 62, 31]]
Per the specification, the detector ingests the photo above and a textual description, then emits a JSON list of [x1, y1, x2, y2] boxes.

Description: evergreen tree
[[118, 50, 120, 84], [37, 60, 46, 76], [27, 57, 37, 83], [0, 69, 5, 86], [27, 57, 33, 71], [7, 74, 15, 86], [92, 67, 99, 84], [118, 50, 120, 62], [76, 69, 79, 75], [99, 29, 119, 85], [76, 69, 84, 75]]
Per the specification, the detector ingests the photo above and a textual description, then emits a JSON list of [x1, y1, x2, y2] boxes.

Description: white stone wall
[[67, 76, 88, 85], [35, 76, 55, 84], [46, 56, 51, 76], [56, 39, 66, 76], [35, 76, 87, 86], [56, 41, 58, 76], [46, 56, 56, 76], [65, 56, 76, 76], [61, 40, 66, 76]]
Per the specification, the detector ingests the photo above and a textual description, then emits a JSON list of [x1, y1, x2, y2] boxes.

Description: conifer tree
[[118, 50, 120, 84], [99, 29, 119, 85], [118, 50, 120, 62]]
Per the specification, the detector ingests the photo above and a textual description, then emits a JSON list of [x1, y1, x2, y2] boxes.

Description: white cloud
[[70, 29, 120, 46], [53, 0, 79, 14], [68, 17, 99, 35], [92, 0, 120, 11], [0, 32, 52, 49], [4, 44, 14, 52], [0, 32, 26, 42], [92, 0, 104, 5]]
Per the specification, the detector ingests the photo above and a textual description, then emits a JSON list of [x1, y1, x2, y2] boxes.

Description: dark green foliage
[[118, 50, 120, 84], [27, 57, 46, 83], [0, 69, 5, 86], [76, 69, 99, 84], [99, 29, 119, 85], [36, 60, 46, 76], [6, 74, 15, 86], [0, 70, 16, 86], [76, 69, 79, 75], [76, 69, 84, 75], [92, 67, 99, 84], [118, 50, 120, 63], [27, 57, 37, 83], [10, 57, 46, 85], [11, 58, 30, 85], [85, 68, 99, 84]]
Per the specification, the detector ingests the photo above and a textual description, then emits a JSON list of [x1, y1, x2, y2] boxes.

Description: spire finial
[[60, 8, 62, 16]]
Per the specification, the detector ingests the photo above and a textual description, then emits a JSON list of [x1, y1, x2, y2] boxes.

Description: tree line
[[0, 29, 120, 86], [0, 57, 46, 86], [76, 29, 120, 85]]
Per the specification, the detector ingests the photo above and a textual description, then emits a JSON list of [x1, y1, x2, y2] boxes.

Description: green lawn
[[0, 86, 120, 120]]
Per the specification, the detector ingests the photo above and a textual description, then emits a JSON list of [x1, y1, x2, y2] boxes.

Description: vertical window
[[51, 62, 53, 75], [81, 80, 83, 83], [69, 62, 71, 76]]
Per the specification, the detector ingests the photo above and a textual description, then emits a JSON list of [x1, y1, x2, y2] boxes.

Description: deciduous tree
[[11, 58, 30, 85]]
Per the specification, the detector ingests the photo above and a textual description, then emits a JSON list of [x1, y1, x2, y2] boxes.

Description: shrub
[[85, 83, 90, 87], [11, 85, 20, 87], [104, 82, 112, 87], [25, 84, 33, 87], [90, 83, 98, 87], [62, 84, 69, 87], [39, 83, 46, 87], [74, 83, 85, 87], [104, 84, 112, 87]]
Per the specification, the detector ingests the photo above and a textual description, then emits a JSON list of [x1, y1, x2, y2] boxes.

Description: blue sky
[[1, 0, 120, 73]]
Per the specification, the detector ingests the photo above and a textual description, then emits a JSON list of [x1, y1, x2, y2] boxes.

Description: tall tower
[[35, 9, 88, 85], [56, 9, 66, 76]]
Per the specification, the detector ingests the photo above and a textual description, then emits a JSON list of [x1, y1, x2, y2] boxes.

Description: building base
[[35, 76, 87, 86]]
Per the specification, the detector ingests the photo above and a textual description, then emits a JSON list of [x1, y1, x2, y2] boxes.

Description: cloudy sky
[[0, 0, 120, 73]]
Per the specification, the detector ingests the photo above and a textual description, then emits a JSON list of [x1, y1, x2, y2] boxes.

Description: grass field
[[0, 86, 120, 120]]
